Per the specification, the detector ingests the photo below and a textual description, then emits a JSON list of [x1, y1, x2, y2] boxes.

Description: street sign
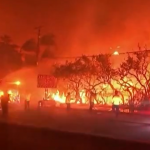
[[37, 74, 57, 88]]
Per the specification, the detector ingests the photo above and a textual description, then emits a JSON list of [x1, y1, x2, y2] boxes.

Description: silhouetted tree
[[53, 59, 84, 104], [41, 33, 55, 46], [0, 35, 22, 77], [95, 54, 116, 89], [76, 56, 101, 104], [21, 34, 56, 65], [118, 51, 150, 102], [40, 33, 57, 59], [94, 54, 118, 104], [21, 39, 37, 65], [21, 39, 37, 52], [52, 50, 150, 106], [53, 55, 114, 104]]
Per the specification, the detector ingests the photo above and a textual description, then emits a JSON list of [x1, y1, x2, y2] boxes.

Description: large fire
[[51, 90, 107, 104], [52, 91, 66, 103], [48, 78, 146, 106]]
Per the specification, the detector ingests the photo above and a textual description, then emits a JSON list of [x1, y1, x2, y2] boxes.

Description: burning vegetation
[[51, 51, 150, 106]]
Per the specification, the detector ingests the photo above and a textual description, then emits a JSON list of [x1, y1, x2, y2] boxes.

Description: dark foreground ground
[[0, 122, 150, 150], [1, 104, 150, 149]]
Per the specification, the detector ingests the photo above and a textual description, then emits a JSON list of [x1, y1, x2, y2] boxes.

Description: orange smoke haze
[[0, 0, 150, 57]]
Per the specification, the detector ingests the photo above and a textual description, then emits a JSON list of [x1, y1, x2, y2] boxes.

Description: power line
[[51, 49, 150, 60], [117, 49, 150, 55]]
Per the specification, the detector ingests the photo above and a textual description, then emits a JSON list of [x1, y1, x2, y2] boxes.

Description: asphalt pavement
[[0, 105, 150, 143]]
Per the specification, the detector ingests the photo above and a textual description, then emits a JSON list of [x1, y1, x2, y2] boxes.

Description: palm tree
[[40, 33, 57, 59], [21, 38, 37, 52], [21, 33, 57, 65], [40, 33, 55, 46], [21, 39, 37, 65]]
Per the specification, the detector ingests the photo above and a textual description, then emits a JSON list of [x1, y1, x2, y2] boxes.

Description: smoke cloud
[[1, 0, 150, 56]]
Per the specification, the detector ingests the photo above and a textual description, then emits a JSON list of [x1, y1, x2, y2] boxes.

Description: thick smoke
[[1, 0, 150, 101], [1, 0, 150, 56], [69, 0, 150, 55]]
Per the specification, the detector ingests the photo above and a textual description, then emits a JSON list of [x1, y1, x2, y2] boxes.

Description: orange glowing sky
[[1, 0, 150, 56]]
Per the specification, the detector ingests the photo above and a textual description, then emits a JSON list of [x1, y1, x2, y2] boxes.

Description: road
[[0, 105, 150, 143]]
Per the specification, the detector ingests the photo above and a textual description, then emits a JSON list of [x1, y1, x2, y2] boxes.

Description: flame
[[0, 91, 4, 96], [51, 90, 92, 104], [8, 90, 12, 94], [52, 91, 66, 103], [51, 90, 87, 104], [43, 78, 144, 105]]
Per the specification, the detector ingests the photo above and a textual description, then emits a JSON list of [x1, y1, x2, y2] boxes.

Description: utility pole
[[35, 26, 42, 65]]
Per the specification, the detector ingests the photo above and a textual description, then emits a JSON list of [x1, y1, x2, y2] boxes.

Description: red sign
[[37, 75, 57, 88]]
